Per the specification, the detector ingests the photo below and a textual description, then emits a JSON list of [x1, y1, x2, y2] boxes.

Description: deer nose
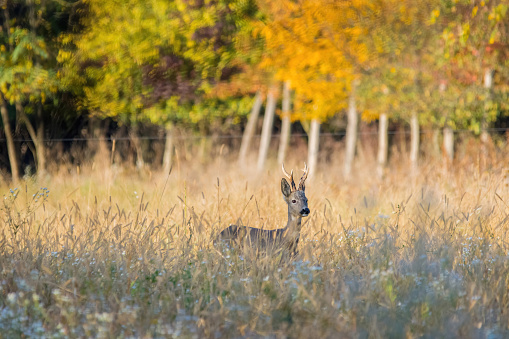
[[300, 208, 310, 216]]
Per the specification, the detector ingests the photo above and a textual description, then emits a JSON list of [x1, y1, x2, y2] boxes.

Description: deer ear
[[281, 178, 292, 197]]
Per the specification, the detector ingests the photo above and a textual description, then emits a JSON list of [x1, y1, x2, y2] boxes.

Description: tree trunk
[[376, 113, 388, 179], [481, 68, 493, 169], [308, 119, 320, 179], [481, 68, 493, 144], [89, 118, 110, 169], [35, 105, 46, 179], [344, 81, 359, 180], [278, 81, 291, 165], [130, 123, 145, 169], [0, 94, 20, 184], [257, 86, 277, 172], [409, 112, 419, 171], [443, 126, 454, 161], [238, 91, 263, 165], [162, 123, 174, 174], [16, 102, 47, 179], [25, 2, 47, 179]]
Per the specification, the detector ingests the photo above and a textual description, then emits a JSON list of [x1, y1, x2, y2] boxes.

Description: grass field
[[1, 152, 509, 338]]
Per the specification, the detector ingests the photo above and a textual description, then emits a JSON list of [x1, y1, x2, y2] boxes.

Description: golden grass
[[1, 151, 509, 338]]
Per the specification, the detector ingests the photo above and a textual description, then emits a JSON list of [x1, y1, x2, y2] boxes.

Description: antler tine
[[298, 162, 309, 191], [281, 163, 292, 180], [282, 163, 296, 190]]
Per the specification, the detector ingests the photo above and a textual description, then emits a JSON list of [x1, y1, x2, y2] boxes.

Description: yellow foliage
[[258, 0, 379, 121], [472, 6, 478, 17], [257, 0, 432, 122], [361, 109, 379, 123]]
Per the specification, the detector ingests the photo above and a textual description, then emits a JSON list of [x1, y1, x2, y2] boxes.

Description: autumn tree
[[258, 0, 367, 177], [433, 0, 509, 165], [259, 0, 442, 178], [0, 0, 76, 181], [62, 0, 259, 169]]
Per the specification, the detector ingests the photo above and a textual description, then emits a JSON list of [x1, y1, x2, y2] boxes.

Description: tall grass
[[1, 151, 509, 338]]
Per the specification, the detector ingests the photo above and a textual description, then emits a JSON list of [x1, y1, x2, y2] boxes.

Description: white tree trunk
[[162, 124, 174, 174], [257, 86, 277, 172], [278, 81, 291, 165], [481, 68, 493, 171], [409, 112, 419, 170], [238, 91, 263, 165], [308, 119, 320, 179], [443, 126, 454, 161], [481, 68, 493, 144], [438, 81, 454, 164], [376, 113, 388, 179], [344, 82, 358, 180]]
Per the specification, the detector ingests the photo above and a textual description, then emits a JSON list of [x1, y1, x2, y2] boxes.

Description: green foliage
[[143, 95, 253, 128], [426, 0, 509, 129], [0, 8, 61, 105], [61, 0, 259, 128]]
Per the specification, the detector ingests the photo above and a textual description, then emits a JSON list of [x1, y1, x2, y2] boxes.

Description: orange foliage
[[257, 0, 381, 121]]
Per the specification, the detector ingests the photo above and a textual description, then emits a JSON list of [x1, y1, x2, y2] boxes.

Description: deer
[[215, 163, 310, 257]]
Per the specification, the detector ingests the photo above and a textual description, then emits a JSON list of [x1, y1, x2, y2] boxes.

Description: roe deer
[[215, 163, 310, 257]]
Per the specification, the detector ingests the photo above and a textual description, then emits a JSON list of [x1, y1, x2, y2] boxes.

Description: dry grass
[[1, 151, 509, 338]]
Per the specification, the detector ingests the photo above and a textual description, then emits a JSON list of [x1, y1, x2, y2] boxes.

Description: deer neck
[[283, 210, 302, 235]]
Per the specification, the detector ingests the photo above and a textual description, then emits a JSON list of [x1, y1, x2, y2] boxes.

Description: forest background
[[0, 0, 508, 181]]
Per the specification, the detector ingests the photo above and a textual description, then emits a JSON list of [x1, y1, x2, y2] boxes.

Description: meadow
[[1, 147, 509, 338]]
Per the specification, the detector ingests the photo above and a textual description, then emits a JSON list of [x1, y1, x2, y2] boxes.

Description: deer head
[[281, 163, 310, 218]]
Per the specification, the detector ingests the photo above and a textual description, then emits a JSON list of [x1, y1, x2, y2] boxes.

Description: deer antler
[[282, 163, 297, 191], [298, 162, 308, 191]]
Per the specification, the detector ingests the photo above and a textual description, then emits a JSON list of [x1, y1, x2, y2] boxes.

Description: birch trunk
[[162, 123, 174, 174], [308, 119, 320, 179], [278, 81, 291, 165], [443, 126, 454, 161], [409, 112, 419, 171], [0, 94, 20, 184], [481, 68, 493, 169], [257, 86, 277, 172], [481, 68, 493, 144], [344, 82, 358, 180], [238, 91, 263, 165], [376, 113, 388, 179]]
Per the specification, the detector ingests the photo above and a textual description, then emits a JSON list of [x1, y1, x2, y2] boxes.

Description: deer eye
[[292, 199, 297, 204]]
